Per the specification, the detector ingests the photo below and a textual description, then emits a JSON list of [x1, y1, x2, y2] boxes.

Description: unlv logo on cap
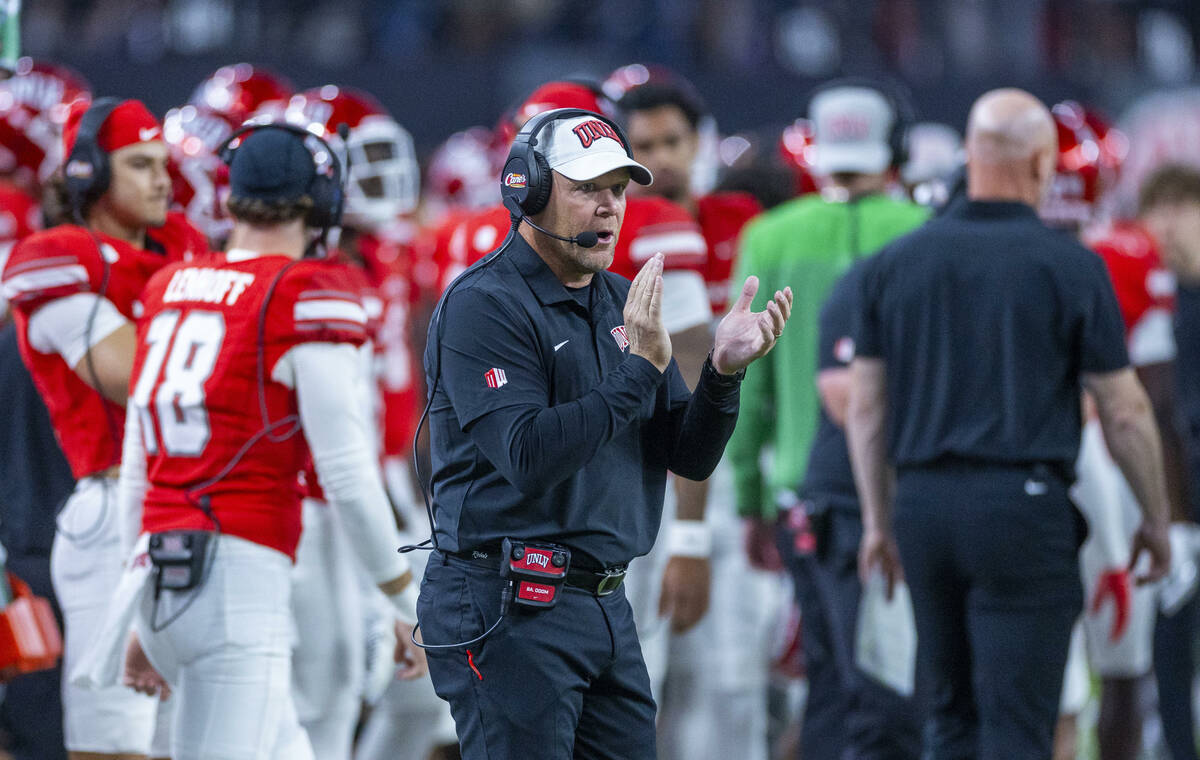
[[610, 325, 630, 351], [826, 114, 871, 141], [573, 120, 623, 150], [504, 172, 527, 189]]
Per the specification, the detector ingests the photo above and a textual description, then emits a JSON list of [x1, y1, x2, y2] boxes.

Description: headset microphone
[[519, 216, 599, 248]]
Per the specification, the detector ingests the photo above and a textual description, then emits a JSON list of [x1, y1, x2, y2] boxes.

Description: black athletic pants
[[894, 463, 1085, 760], [419, 551, 657, 760]]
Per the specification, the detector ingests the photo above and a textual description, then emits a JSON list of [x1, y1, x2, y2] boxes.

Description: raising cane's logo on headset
[[503, 171, 527, 189]]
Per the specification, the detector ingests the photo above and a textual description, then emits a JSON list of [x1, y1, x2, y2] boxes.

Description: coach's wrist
[[706, 350, 745, 381]]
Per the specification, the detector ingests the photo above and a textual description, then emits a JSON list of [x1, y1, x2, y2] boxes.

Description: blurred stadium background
[[16, 0, 1200, 151]]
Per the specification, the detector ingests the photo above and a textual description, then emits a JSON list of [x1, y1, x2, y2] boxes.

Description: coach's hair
[[617, 82, 707, 131], [226, 194, 314, 226], [1140, 164, 1200, 213]]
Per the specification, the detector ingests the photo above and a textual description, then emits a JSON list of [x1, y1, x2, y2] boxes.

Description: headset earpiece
[[500, 153, 532, 219], [524, 151, 553, 217], [64, 97, 122, 218], [500, 106, 635, 220]]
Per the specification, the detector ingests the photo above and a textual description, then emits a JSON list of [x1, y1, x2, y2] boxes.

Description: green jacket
[[729, 193, 929, 519]]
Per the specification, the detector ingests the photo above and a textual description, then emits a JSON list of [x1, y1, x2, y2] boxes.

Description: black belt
[[903, 456, 1073, 485], [449, 547, 627, 597]]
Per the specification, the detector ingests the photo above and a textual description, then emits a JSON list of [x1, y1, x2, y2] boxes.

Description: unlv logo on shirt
[[573, 120, 623, 150], [485, 367, 508, 388], [610, 325, 629, 351]]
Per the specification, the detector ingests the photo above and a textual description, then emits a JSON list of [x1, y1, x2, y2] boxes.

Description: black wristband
[[704, 350, 745, 383]]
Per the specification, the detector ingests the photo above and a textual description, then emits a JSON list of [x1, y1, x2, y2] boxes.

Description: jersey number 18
[[130, 310, 225, 456]]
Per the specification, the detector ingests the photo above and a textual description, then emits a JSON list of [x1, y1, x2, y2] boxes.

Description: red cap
[[62, 99, 162, 158]]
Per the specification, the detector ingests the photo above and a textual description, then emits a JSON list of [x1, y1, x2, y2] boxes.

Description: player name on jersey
[[163, 266, 257, 306]]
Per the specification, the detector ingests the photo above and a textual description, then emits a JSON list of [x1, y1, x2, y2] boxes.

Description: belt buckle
[[595, 568, 625, 596]]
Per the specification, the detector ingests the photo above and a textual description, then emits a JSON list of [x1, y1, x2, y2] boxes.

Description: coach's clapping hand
[[625, 253, 673, 372], [712, 276, 793, 375]]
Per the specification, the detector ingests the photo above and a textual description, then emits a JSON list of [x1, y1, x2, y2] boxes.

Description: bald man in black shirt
[[847, 89, 1171, 760]]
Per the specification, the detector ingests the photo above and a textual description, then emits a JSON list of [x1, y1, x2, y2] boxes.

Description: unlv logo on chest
[[573, 120, 623, 150], [610, 325, 630, 351]]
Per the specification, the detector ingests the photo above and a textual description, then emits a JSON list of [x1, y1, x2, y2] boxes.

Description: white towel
[[855, 570, 917, 697], [69, 534, 153, 690]]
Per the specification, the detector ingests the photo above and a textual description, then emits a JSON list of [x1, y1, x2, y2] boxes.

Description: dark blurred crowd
[[16, 0, 1200, 148]]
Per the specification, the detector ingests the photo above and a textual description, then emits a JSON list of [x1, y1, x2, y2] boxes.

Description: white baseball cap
[[542, 115, 653, 185], [810, 86, 897, 175]]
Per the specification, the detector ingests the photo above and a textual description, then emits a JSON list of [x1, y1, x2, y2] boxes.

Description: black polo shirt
[[855, 200, 1129, 471], [425, 233, 741, 567], [1174, 283, 1200, 517], [799, 260, 864, 506], [1174, 284, 1200, 424]]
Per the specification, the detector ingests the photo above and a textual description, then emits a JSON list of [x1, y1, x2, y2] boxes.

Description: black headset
[[806, 77, 917, 170], [500, 107, 636, 220], [64, 97, 122, 217], [216, 121, 346, 232]]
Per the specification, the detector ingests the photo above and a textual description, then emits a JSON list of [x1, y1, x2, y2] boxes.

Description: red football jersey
[[0, 182, 41, 249], [608, 196, 707, 282], [696, 192, 761, 314], [132, 252, 368, 559], [303, 229, 426, 501], [1, 213, 206, 478], [431, 206, 511, 293], [0, 181, 42, 314], [429, 198, 706, 291], [1085, 219, 1176, 366], [356, 231, 424, 458]]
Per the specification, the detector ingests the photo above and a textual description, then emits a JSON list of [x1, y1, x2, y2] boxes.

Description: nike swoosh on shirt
[[554, 340, 570, 351]]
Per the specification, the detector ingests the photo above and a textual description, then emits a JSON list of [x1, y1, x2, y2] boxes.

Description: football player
[[616, 68, 776, 760], [273, 84, 433, 760], [0, 57, 91, 195], [187, 63, 293, 127], [162, 103, 239, 248], [1043, 102, 1187, 760], [1139, 163, 1200, 760], [422, 126, 501, 224], [1078, 106, 1192, 760], [0, 179, 40, 317], [1, 97, 207, 759], [114, 124, 424, 759]]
